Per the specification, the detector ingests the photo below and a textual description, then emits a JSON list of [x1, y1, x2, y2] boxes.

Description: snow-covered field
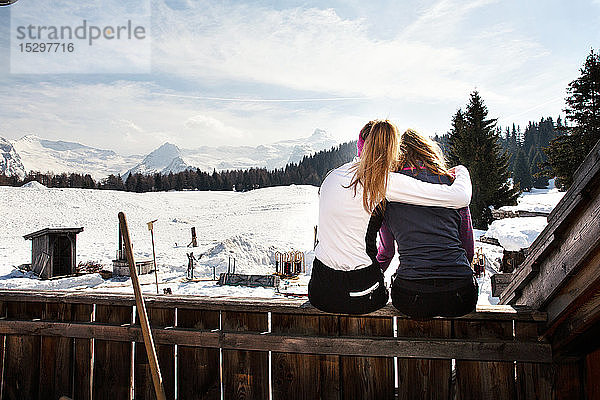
[[0, 184, 318, 298], [0, 182, 565, 306]]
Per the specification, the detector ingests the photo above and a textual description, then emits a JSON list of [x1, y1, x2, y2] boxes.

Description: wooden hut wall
[[31, 236, 50, 279]]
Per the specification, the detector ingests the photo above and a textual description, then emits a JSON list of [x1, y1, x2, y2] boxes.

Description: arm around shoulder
[[385, 165, 472, 209]]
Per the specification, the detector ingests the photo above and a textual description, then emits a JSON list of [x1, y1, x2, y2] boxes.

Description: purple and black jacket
[[371, 166, 475, 280]]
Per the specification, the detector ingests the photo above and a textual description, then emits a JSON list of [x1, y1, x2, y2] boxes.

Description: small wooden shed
[[23, 227, 84, 279]]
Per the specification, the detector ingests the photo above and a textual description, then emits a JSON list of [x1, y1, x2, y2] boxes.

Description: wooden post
[[271, 314, 341, 400], [221, 311, 269, 399], [189, 227, 198, 248], [515, 322, 553, 400], [396, 319, 452, 399], [147, 219, 159, 294], [119, 212, 166, 400], [177, 309, 220, 399], [72, 304, 93, 400], [2, 302, 43, 400], [454, 320, 515, 400], [39, 302, 74, 399], [339, 316, 395, 399], [93, 304, 133, 399]]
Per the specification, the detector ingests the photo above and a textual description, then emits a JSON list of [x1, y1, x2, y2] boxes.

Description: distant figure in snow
[[376, 128, 477, 319], [309, 120, 472, 314]]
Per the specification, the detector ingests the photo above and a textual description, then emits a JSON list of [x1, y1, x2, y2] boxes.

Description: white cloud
[[149, 0, 550, 105], [0, 81, 363, 153]]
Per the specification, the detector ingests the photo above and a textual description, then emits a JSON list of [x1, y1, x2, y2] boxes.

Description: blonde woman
[[377, 129, 476, 318], [309, 120, 472, 314]]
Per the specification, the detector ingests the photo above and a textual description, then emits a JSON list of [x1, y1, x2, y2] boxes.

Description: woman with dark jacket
[[309, 120, 472, 314], [376, 128, 477, 319]]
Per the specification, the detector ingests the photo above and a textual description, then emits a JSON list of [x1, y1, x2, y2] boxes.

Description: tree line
[[0, 141, 358, 192]]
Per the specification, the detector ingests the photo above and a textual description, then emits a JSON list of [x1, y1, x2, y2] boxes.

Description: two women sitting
[[309, 120, 477, 318]]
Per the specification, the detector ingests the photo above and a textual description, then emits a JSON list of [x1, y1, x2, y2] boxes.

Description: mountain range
[[0, 129, 339, 180]]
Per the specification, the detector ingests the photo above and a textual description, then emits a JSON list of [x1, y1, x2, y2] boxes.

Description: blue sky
[[0, 0, 598, 154]]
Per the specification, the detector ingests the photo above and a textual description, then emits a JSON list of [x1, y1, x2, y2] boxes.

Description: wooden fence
[[0, 290, 557, 400]]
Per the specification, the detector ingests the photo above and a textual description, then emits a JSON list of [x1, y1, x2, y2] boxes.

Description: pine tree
[[530, 150, 549, 189], [512, 149, 533, 191], [448, 91, 519, 229], [545, 49, 600, 189]]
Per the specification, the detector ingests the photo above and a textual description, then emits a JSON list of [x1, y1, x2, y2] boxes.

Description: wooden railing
[[0, 290, 553, 400]]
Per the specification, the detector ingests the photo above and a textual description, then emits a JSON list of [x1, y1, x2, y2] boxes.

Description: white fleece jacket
[[314, 162, 472, 271]]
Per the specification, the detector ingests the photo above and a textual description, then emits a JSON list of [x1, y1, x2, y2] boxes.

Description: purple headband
[[357, 132, 365, 157]]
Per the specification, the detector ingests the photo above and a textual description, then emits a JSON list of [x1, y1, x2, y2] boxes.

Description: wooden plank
[[1, 302, 42, 400], [515, 322, 553, 400], [0, 301, 5, 399], [0, 290, 548, 321], [0, 319, 553, 362], [586, 347, 600, 400], [339, 316, 394, 400], [271, 313, 340, 400], [544, 245, 600, 327], [549, 289, 600, 359], [93, 304, 133, 400], [221, 311, 269, 400], [176, 309, 220, 400], [553, 361, 584, 399], [455, 320, 515, 400], [134, 307, 175, 400], [39, 302, 73, 400], [396, 319, 452, 400], [72, 304, 93, 400]]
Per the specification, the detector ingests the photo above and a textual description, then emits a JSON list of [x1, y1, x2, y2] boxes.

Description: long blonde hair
[[399, 128, 451, 178], [349, 120, 399, 213]]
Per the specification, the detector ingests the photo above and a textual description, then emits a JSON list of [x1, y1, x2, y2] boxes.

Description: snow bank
[[20, 180, 47, 189], [199, 235, 279, 276], [485, 217, 548, 251], [497, 187, 564, 214]]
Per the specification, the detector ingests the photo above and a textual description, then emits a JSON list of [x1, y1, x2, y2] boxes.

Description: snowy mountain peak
[[125, 142, 182, 177], [11, 135, 142, 180], [18, 134, 42, 141], [310, 128, 329, 139], [126, 129, 339, 177], [0, 137, 26, 178]]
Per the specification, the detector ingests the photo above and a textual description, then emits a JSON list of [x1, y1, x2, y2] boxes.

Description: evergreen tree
[[530, 150, 549, 189], [512, 149, 533, 191], [545, 49, 600, 189], [448, 91, 519, 228]]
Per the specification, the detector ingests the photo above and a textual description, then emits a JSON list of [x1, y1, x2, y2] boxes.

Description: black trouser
[[309, 258, 389, 314], [391, 275, 478, 319]]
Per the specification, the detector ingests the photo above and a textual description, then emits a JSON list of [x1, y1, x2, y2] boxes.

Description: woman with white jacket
[[309, 120, 471, 314]]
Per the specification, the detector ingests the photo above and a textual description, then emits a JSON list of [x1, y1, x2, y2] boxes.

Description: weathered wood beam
[[0, 318, 552, 363], [0, 290, 547, 321], [544, 248, 600, 327], [547, 289, 600, 360]]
